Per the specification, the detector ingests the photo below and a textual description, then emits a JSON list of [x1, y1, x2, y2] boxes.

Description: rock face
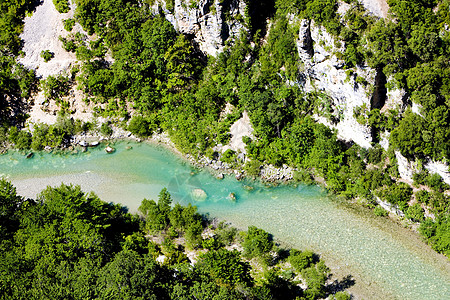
[[297, 19, 375, 148], [154, 0, 247, 56], [425, 160, 450, 185], [222, 110, 254, 157], [359, 0, 389, 18], [395, 151, 417, 181], [19, 0, 87, 78]]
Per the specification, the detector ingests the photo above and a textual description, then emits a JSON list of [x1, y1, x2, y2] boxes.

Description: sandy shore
[[12, 172, 108, 200]]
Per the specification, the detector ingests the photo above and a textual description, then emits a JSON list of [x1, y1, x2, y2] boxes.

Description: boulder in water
[[26, 152, 34, 159], [79, 141, 88, 147], [90, 141, 99, 147], [228, 192, 237, 202], [105, 146, 115, 153], [191, 188, 207, 201]]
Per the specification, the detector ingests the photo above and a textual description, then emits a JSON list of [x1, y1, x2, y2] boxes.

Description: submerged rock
[[26, 152, 34, 159], [243, 185, 254, 191], [191, 188, 207, 201], [228, 192, 236, 202]]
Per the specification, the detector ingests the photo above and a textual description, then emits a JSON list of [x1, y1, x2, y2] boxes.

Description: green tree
[[0, 179, 22, 236], [97, 250, 167, 299], [301, 261, 330, 299], [242, 226, 273, 260], [197, 249, 252, 287], [53, 0, 70, 13], [288, 249, 314, 272], [165, 35, 200, 90], [405, 203, 425, 222]]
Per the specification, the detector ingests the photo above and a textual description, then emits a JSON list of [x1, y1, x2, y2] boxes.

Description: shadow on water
[[327, 275, 356, 294]]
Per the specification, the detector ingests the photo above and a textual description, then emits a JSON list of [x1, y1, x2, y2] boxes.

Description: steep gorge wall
[[297, 19, 375, 148], [153, 0, 248, 56], [153, 0, 396, 149]]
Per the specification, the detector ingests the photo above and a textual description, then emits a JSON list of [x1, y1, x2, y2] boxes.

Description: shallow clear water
[[1, 142, 449, 299]]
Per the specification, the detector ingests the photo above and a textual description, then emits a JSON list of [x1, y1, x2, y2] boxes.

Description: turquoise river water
[[1, 141, 449, 299]]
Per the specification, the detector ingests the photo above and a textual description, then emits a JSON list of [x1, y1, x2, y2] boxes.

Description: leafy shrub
[[374, 205, 388, 217], [59, 36, 77, 52], [405, 203, 425, 222], [293, 169, 314, 185], [100, 122, 113, 136], [221, 149, 236, 164], [413, 169, 429, 186], [242, 226, 273, 260], [301, 261, 330, 299], [426, 173, 448, 192], [14, 130, 31, 150], [244, 159, 261, 177], [185, 220, 203, 249], [127, 116, 154, 138], [331, 291, 352, 300], [415, 190, 430, 204], [63, 18, 75, 31], [40, 50, 54, 62], [205, 147, 218, 160], [53, 0, 70, 13], [41, 75, 70, 101], [377, 182, 413, 211], [197, 249, 252, 287], [288, 249, 314, 272], [215, 222, 238, 246], [366, 145, 384, 164], [419, 216, 450, 257], [202, 237, 223, 250], [7, 126, 19, 144]]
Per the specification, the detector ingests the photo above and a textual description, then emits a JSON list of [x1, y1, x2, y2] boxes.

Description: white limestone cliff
[[154, 0, 247, 56], [297, 19, 375, 148]]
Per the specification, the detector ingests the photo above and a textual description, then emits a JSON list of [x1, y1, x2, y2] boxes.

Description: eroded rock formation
[[154, 0, 247, 56]]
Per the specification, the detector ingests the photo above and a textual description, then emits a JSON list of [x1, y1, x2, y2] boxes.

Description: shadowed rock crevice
[[298, 19, 314, 60], [245, 0, 276, 36], [371, 67, 387, 109]]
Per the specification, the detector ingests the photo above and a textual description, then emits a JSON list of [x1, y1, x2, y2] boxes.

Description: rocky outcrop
[[297, 19, 375, 148], [154, 0, 247, 56], [425, 160, 450, 185], [297, 19, 313, 61], [191, 188, 208, 201], [395, 151, 418, 181], [382, 84, 406, 113], [221, 110, 254, 158], [374, 195, 405, 217], [19, 0, 90, 78], [260, 164, 294, 181], [359, 0, 389, 18]]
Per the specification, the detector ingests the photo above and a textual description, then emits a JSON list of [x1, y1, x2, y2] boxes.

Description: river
[[1, 141, 449, 299]]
